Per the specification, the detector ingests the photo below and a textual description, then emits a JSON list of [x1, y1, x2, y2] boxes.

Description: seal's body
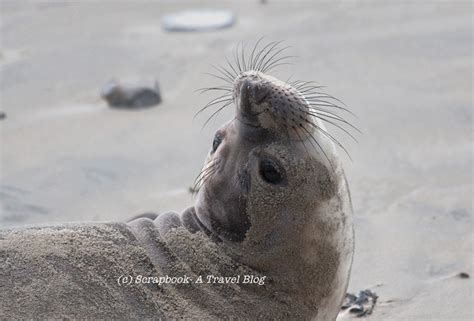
[[0, 53, 354, 320], [1, 208, 304, 320]]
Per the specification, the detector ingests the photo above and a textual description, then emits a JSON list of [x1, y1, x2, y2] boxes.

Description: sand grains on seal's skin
[[0, 223, 168, 319]]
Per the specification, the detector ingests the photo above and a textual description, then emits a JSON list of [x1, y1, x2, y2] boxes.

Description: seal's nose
[[247, 79, 268, 104], [234, 72, 317, 139], [239, 78, 269, 118]]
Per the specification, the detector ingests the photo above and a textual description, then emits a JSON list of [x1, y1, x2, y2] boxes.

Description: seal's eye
[[212, 133, 222, 153], [259, 159, 283, 185]]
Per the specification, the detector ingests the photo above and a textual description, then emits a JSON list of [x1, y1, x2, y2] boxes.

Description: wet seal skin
[[0, 41, 356, 320]]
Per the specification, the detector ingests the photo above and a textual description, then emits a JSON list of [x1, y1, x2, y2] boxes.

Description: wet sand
[[1, 1, 472, 319]]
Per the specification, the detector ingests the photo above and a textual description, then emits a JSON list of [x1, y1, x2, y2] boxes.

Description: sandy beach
[[1, 1, 472, 319]]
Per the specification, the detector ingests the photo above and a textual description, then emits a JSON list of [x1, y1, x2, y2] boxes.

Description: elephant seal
[[0, 43, 354, 320]]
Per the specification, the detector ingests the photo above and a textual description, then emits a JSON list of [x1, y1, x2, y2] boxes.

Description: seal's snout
[[235, 75, 271, 127], [238, 77, 269, 116], [235, 72, 314, 138], [245, 78, 269, 105]]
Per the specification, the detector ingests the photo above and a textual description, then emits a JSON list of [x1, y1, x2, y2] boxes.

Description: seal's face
[[195, 71, 339, 248]]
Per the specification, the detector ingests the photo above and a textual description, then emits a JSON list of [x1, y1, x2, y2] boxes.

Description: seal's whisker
[[194, 95, 233, 120], [197, 163, 220, 192], [196, 87, 233, 94], [318, 117, 359, 143], [234, 42, 243, 73], [303, 109, 361, 134], [305, 96, 346, 109], [220, 63, 238, 79], [293, 82, 326, 90], [299, 124, 336, 171], [259, 42, 290, 72], [301, 91, 347, 107], [193, 162, 213, 189], [204, 72, 234, 85], [284, 74, 295, 86], [212, 65, 236, 84], [239, 41, 247, 72], [307, 101, 356, 117], [260, 47, 292, 72], [193, 160, 219, 193], [196, 164, 217, 187], [252, 41, 279, 71], [249, 37, 266, 71], [199, 93, 232, 110], [201, 99, 234, 130], [241, 42, 249, 71], [281, 123, 293, 148], [255, 41, 284, 71], [260, 46, 291, 71], [263, 62, 295, 73], [305, 106, 346, 121], [303, 117, 353, 161], [291, 125, 311, 158], [225, 56, 240, 79], [304, 111, 359, 143], [193, 99, 233, 122]]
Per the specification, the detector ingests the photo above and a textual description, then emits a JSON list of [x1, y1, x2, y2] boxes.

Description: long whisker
[[201, 99, 234, 130], [303, 111, 359, 143], [299, 124, 336, 171], [252, 41, 278, 71], [307, 100, 357, 117], [249, 36, 266, 70], [292, 125, 310, 158], [196, 86, 233, 94], [256, 41, 284, 71], [194, 95, 233, 120], [304, 109, 361, 134], [192, 160, 220, 193], [260, 46, 291, 72], [211, 64, 235, 84], [301, 117, 353, 161]]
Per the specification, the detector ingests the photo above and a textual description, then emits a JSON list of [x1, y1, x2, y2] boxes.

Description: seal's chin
[[195, 190, 250, 243]]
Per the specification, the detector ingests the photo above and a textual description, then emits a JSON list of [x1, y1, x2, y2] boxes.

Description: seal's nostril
[[240, 78, 268, 104], [249, 82, 268, 104]]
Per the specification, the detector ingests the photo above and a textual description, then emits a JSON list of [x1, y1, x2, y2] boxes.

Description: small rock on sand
[[457, 272, 470, 279], [101, 79, 162, 109], [162, 10, 235, 32], [0, 111, 6, 120], [341, 289, 378, 317]]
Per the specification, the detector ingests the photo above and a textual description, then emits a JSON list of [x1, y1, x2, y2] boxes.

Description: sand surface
[[1, 1, 472, 319]]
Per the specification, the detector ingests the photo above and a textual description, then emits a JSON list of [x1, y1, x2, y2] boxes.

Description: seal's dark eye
[[259, 159, 283, 185], [212, 134, 222, 153]]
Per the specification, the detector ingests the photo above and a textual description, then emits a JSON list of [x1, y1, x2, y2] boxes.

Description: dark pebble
[[341, 289, 378, 317], [101, 79, 162, 109], [0, 111, 6, 120], [458, 272, 470, 279]]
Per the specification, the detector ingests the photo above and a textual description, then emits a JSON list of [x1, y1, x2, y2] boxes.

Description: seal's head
[[194, 45, 355, 318]]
